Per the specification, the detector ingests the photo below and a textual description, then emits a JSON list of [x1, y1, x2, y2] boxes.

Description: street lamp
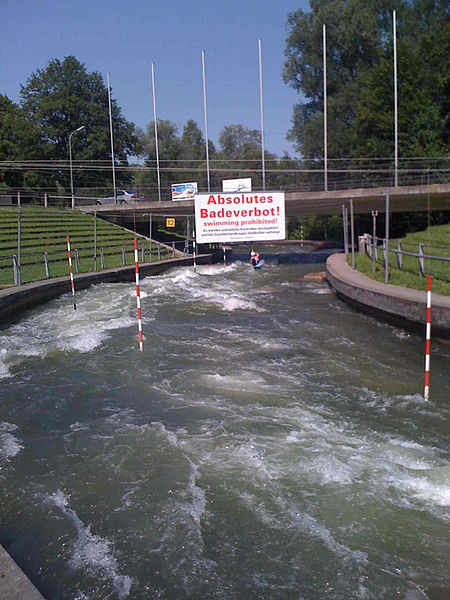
[[69, 126, 85, 209]]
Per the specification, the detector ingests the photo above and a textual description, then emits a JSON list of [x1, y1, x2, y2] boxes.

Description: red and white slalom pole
[[424, 274, 431, 401], [66, 235, 76, 310], [193, 230, 197, 273], [134, 239, 143, 352]]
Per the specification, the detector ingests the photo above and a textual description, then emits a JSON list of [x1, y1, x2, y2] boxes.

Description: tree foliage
[[0, 94, 44, 187], [137, 120, 281, 196], [283, 0, 450, 159], [19, 56, 139, 188]]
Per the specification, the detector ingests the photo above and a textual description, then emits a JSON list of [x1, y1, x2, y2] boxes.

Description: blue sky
[[0, 0, 309, 157]]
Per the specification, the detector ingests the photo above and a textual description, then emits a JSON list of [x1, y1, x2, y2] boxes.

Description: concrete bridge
[[79, 183, 450, 218]]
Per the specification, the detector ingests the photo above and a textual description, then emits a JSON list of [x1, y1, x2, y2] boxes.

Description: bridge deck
[[78, 183, 450, 217]]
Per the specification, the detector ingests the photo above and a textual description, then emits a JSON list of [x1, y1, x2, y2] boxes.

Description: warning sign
[[194, 192, 285, 243], [166, 218, 176, 228]]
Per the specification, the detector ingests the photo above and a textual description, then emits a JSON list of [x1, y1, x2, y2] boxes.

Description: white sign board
[[171, 182, 198, 201], [195, 192, 285, 243], [222, 178, 252, 193]]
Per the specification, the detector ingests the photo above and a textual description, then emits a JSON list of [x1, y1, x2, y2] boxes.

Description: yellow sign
[[166, 218, 175, 228]]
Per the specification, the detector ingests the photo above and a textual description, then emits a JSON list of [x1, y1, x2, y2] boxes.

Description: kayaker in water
[[250, 251, 260, 266]]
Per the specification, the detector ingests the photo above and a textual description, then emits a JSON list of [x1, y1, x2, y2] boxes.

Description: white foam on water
[[309, 287, 333, 295], [45, 490, 132, 598], [0, 422, 23, 461], [141, 264, 265, 313], [0, 349, 10, 378], [306, 455, 355, 485], [396, 467, 450, 508], [292, 509, 369, 566], [0, 283, 144, 378], [186, 460, 207, 526], [244, 492, 369, 568], [196, 263, 238, 276], [200, 372, 269, 393]]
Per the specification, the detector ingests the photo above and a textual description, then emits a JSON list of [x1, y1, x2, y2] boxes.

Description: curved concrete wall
[[0, 254, 213, 324], [326, 253, 450, 339]]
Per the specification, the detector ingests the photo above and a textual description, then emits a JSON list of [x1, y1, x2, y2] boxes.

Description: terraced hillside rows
[[0, 207, 171, 286]]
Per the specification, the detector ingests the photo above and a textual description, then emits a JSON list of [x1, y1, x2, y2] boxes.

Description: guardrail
[[1, 158, 450, 204], [0, 240, 189, 286], [361, 233, 450, 282]]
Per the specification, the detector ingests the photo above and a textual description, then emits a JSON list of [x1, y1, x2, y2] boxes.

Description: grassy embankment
[[0, 207, 171, 286], [352, 222, 450, 296]]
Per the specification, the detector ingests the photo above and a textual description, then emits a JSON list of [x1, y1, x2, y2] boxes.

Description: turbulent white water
[[0, 260, 449, 599]]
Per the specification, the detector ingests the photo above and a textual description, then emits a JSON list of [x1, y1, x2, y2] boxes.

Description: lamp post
[[69, 126, 85, 209]]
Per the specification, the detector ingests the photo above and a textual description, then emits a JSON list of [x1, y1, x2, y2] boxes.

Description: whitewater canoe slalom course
[[0, 248, 449, 599]]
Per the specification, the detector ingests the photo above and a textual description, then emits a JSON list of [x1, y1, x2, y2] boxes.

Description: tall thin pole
[[201, 50, 211, 193], [393, 10, 398, 187], [350, 198, 355, 269], [342, 205, 348, 258], [258, 38, 266, 192], [106, 72, 117, 201], [17, 192, 21, 285], [372, 210, 378, 272], [151, 62, 162, 202], [94, 211, 97, 271], [66, 235, 76, 310], [148, 213, 153, 261], [424, 274, 431, 400], [134, 239, 144, 352], [323, 24, 328, 192], [385, 191, 390, 282], [69, 126, 84, 210], [69, 135, 74, 209], [193, 230, 197, 273]]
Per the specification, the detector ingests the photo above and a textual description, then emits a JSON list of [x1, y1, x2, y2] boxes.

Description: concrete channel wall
[[0, 254, 213, 324], [0, 545, 44, 600], [326, 253, 450, 339]]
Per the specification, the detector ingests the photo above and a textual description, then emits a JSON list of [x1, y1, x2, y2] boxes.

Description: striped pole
[[66, 235, 76, 310], [193, 230, 197, 273], [134, 239, 143, 352], [424, 274, 431, 400]]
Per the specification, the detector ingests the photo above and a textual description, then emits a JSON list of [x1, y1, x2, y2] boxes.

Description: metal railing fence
[[0, 239, 188, 286], [361, 233, 450, 282], [1, 157, 449, 206]]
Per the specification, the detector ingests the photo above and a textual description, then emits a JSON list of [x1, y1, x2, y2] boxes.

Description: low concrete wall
[[0, 254, 213, 324], [326, 253, 450, 339], [0, 544, 44, 600]]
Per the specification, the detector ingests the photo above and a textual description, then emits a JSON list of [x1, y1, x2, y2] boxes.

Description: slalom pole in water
[[66, 235, 76, 310], [193, 230, 197, 273], [424, 274, 431, 400], [134, 239, 144, 352]]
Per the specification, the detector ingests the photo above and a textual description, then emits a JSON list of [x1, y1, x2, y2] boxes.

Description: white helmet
[[251, 251, 256, 256]]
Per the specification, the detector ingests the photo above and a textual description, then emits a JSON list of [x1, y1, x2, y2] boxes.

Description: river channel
[[0, 249, 449, 599]]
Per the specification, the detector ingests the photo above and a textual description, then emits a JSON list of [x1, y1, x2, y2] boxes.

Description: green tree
[[180, 119, 217, 188], [0, 94, 44, 188], [355, 4, 450, 158], [217, 124, 272, 189], [283, 0, 449, 164], [283, 0, 404, 158], [20, 56, 139, 189], [181, 119, 206, 160], [136, 120, 182, 199], [137, 119, 217, 196], [218, 124, 261, 159]]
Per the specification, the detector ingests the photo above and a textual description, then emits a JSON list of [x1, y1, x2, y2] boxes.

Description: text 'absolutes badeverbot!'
[[194, 193, 285, 243]]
